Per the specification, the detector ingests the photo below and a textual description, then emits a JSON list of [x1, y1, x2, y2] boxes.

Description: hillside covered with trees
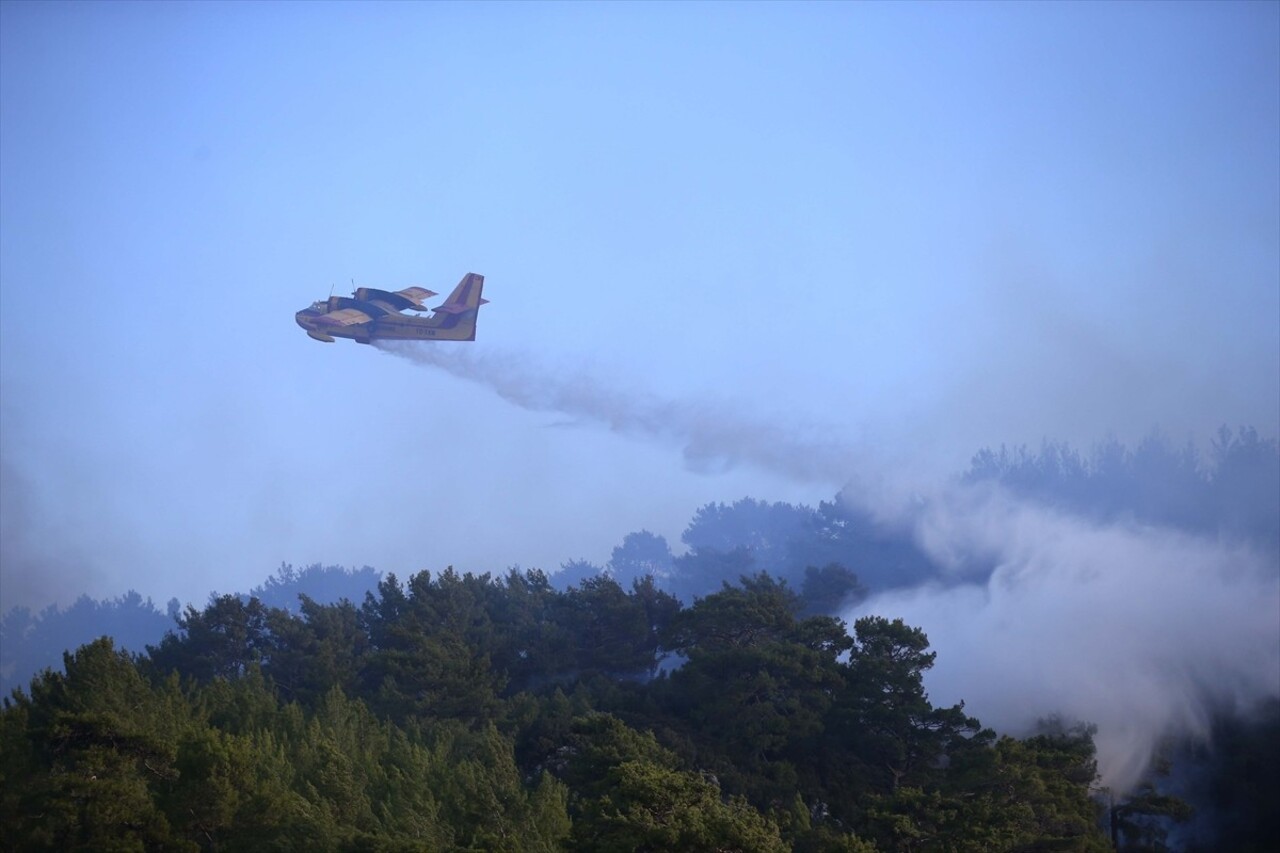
[[4, 568, 1124, 852], [2, 430, 1276, 850]]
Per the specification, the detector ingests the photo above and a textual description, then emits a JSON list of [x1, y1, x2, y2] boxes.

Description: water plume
[[375, 341, 861, 487]]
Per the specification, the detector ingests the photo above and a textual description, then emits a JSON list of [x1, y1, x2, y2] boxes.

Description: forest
[[1, 430, 1277, 851]]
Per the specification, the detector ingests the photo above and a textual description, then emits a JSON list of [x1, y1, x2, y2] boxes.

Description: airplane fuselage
[[294, 305, 480, 344], [295, 273, 486, 344]]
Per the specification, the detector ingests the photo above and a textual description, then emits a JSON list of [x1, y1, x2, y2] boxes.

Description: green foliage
[[799, 563, 867, 617], [560, 712, 680, 798], [571, 759, 788, 852], [663, 572, 803, 652], [657, 576, 852, 804], [359, 570, 507, 723], [554, 575, 657, 676], [835, 616, 965, 795], [5, 639, 189, 850], [423, 721, 570, 851], [263, 596, 368, 706], [608, 529, 675, 587], [1, 570, 1120, 852], [147, 594, 272, 682]]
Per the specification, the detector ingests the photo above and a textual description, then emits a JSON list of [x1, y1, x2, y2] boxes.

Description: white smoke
[[851, 482, 1280, 792], [375, 341, 863, 487], [378, 340, 1280, 794]]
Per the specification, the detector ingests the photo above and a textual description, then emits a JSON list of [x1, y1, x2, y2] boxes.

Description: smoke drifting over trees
[[2, 3, 1274, 848], [375, 339, 1279, 797], [4, 546, 1275, 849], [862, 483, 1279, 792], [3, 346, 1276, 849]]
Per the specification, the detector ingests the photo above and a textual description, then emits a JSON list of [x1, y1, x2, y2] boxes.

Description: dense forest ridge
[[1, 429, 1277, 850], [0, 569, 1157, 850], [3, 567, 1275, 851]]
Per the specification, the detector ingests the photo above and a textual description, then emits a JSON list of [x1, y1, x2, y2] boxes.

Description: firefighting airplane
[[295, 273, 487, 344]]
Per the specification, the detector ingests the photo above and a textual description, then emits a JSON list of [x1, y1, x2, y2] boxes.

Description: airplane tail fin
[[430, 273, 487, 340], [433, 273, 488, 315]]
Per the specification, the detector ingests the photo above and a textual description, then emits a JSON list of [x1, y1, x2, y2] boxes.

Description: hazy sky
[[2, 1, 1277, 611]]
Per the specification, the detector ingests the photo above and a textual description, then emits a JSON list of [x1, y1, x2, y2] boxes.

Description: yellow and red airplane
[[296, 273, 488, 344]]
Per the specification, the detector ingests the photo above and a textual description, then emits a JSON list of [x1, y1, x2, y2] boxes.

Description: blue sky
[[2, 1, 1277, 610]]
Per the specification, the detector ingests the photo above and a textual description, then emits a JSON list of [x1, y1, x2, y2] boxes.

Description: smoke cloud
[[375, 342, 864, 487], [0, 439, 104, 612], [379, 340, 1280, 794], [852, 482, 1280, 792]]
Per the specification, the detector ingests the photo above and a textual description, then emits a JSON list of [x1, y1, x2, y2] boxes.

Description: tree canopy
[[2, 569, 1122, 852]]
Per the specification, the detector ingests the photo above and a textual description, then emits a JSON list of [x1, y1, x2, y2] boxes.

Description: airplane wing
[[395, 286, 437, 310], [351, 286, 438, 312], [314, 308, 372, 328]]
